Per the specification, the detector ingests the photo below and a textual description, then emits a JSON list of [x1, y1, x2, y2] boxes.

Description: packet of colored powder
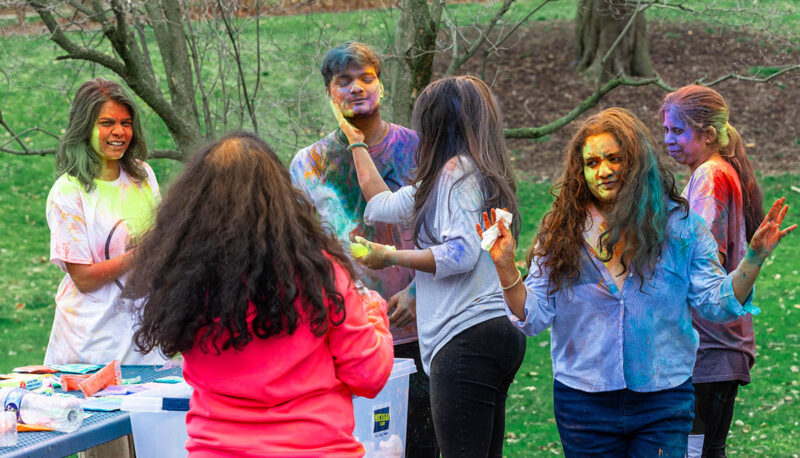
[[78, 360, 122, 397], [50, 364, 103, 374], [60, 374, 91, 392], [12, 365, 57, 374]]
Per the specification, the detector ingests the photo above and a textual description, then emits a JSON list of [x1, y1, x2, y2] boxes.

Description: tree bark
[[388, 0, 442, 127], [576, 0, 654, 82]]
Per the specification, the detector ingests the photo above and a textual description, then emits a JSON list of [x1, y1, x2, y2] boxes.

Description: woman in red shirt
[[125, 131, 394, 457]]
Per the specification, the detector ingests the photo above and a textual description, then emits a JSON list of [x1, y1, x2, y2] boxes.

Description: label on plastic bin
[[372, 403, 390, 438]]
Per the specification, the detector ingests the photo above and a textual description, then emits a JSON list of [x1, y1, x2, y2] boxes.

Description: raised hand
[[750, 197, 796, 262], [352, 236, 398, 270], [329, 99, 364, 145], [476, 208, 517, 268]]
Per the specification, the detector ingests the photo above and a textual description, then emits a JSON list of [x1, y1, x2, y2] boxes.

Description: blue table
[[1, 365, 182, 458]]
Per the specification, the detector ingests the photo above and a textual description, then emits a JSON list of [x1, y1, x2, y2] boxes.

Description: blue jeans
[[553, 378, 694, 457]]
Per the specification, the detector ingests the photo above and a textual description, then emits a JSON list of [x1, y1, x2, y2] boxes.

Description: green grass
[[2, 154, 798, 455]]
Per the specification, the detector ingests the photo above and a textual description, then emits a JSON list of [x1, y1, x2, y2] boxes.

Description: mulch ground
[[438, 19, 800, 180]]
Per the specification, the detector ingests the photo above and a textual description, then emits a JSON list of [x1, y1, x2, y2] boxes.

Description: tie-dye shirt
[[44, 162, 167, 365], [683, 156, 754, 384], [511, 204, 757, 393], [290, 124, 418, 344]]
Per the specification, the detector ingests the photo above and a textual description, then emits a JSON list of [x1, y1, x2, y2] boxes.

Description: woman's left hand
[[353, 236, 398, 270], [750, 197, 796, 262]]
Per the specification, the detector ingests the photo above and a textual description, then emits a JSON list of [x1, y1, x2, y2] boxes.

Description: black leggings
[[691, 381, 740, 458], [429, 316, 526, 458]]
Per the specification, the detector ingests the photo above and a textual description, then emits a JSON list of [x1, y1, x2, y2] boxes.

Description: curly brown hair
[[528, 108, 688, 293], [125, 132, 354, 356]]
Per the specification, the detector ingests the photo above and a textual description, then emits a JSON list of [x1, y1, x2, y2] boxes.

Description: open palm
[[750, 197, 796, 260]]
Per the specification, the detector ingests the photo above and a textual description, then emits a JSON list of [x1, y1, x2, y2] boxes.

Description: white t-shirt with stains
[[44, 162, 167, 365]]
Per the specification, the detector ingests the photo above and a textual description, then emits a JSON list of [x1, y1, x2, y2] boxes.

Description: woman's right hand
[[329, 99, 365, 145], [476, 209, 517, 268]]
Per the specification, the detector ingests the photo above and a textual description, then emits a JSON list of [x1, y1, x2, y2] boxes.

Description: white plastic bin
[[118, 358, 416, 458], [352, 358, 417, 457], [120, 382, 191, 458]]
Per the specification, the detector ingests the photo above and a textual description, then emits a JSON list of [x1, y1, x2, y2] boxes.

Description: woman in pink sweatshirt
[[124, 131, 394, 457]]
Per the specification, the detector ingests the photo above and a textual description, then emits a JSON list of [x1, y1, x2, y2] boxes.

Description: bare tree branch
[[504, 61, 800, 139], [444, 0, 515, 76], [27, 0, 127, 75], [217, 0, 259, 133], [701, 65, 800, 86], [505, 75, 665, 139], [0, 146, 182, 160], [0, 115, 31, 154], [0, 147, 55, 156], [65, 0, 96, 18], [253, 0, 262, 104], [492, 0, 553, 52]]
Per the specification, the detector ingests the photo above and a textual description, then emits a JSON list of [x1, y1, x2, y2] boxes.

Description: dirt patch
[[438, 20, 800, 181]]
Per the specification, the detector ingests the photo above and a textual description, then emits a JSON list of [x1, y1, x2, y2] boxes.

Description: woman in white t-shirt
[[44, 78, 166, 366]]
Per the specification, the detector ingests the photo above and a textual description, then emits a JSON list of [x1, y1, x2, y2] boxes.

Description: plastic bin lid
[[120, 382, 193, 413], [388, 358, 417, 380]]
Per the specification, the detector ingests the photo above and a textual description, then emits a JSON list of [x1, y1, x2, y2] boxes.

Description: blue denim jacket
[[509, 209, 758, 393]]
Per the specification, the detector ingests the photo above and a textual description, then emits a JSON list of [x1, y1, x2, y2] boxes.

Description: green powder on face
[[90, 125, 100, 154]]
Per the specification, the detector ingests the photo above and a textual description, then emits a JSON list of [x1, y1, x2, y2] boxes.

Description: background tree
[[576, 0, 654, 82], [1, 0, 798, 157]]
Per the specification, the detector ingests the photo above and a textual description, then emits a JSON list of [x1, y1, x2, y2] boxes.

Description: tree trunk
[[388, 0, 442, 127], [575, 0, 654, 82]]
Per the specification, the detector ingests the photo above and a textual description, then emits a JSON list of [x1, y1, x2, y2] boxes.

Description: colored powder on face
[[339, 100, 355, 118], [90, 126, 100, 154]]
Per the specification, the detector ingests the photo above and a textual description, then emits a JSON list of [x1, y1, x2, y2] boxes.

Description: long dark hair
[[660, 85, 764, 241], [411, 75, 519, 246], [126, 132, 353, 357], [57, 78, 148, 191], [529, 108, 688, 293]]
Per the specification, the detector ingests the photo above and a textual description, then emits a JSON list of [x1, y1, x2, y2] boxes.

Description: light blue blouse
[[511, 207, 758, 393]]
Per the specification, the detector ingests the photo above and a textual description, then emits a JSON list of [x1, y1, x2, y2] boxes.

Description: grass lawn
[[1, 0, 799, 455]]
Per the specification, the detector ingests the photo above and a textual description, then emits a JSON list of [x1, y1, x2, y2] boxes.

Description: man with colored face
[[289, 42, 437, 457]]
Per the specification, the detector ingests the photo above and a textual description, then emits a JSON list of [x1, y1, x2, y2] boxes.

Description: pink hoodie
[[182, 260, 393, 457]]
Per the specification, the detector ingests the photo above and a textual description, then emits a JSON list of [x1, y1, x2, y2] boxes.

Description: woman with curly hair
[[479, 108, 794, 456], [124, 132, 393, 457], [661, 85, 763, 458], [44, 77, 165, 366], [339, 75, 526, 457]]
